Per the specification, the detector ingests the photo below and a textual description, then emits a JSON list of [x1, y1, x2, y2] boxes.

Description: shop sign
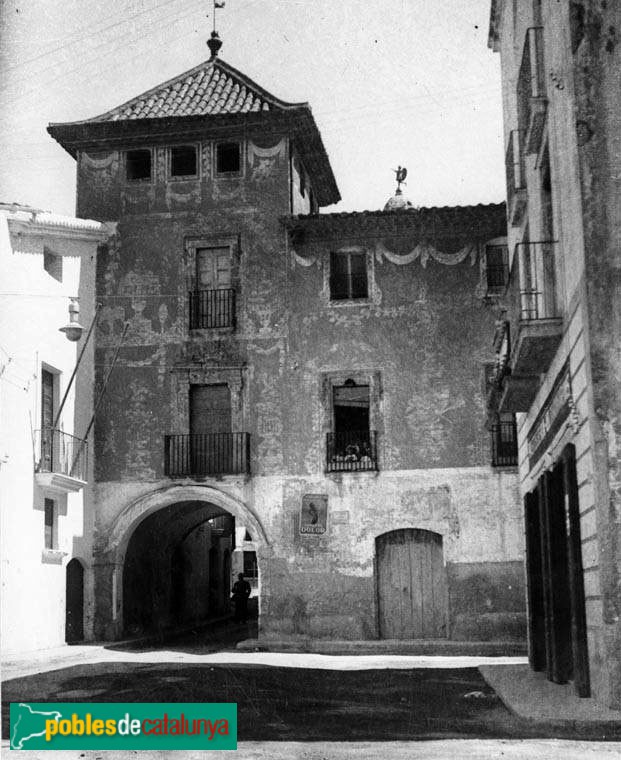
[[527, 364, 572, 469]]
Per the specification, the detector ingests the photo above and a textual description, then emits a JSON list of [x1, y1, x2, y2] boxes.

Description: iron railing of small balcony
[[515, 241, 559, 321], [517, 27, 546, 140], [189, 288, 235, 329], [505, 130, 526, 207], [490, 418, 518, 467], [165, 432, 249, 477], [326, 430, 377, 472], [36, 428, 88, 481]]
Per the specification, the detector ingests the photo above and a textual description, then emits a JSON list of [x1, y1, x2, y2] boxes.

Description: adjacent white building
[[0, 203, 109, 653]]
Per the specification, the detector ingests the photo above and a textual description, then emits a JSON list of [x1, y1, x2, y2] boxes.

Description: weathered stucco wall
[[571, 0, 621, 708], [493, 0, 621, 708]]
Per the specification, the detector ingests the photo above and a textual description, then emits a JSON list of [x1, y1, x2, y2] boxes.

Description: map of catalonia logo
[[10, 702, 237, 750]]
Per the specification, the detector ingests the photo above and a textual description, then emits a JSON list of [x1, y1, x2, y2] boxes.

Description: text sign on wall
[[300, 494, 328, 535], [527, 364, 572, 469]]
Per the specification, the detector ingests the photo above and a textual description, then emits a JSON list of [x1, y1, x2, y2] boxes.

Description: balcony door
[[41, 369, 55, 470], [195, 247, 232, 328], [190, 384, 232, 475], [329, 383, 373, 470]]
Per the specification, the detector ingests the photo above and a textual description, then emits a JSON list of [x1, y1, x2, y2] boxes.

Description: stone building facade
[[488, 0, 621, 708], [48, 43, 525, 645], [0, 204, 107, 652]]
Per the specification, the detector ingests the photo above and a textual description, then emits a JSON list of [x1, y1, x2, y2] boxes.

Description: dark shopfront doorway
[[524, 443, 590, 696]]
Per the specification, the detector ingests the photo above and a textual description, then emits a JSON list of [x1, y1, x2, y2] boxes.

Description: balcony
[[189, 288, 235, 329], [505, 130, 527, 226], [499, 242, 563, 412], [517, 27, 547, 155], [165, 433, 250, 477], [326, 431, 378, 473], [490, 418, 518, 467], [35, 428, 87, 492]]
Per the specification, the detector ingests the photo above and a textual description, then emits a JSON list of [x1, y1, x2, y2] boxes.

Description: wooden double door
[[376, 529, 448, 639]]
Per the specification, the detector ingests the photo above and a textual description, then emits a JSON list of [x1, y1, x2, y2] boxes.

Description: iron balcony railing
[[505, 130, 526, 206], [491, 419, 518, 467], [36, 428, 88, 481], [515, 241, 559, 321], [189, 288, 235, 329], [517, 27, 546, 139], [326, 430, 378, 472], [165, 432, 250, 477]]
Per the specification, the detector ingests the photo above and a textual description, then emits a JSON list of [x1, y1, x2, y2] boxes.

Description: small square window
[[216, 142, 241, 175], [170, 145, 197, 177], [44, 498, 57, 549], [126, 149, 151, 181], [43, 248, 62, 282], [330, 251, 368, 300]]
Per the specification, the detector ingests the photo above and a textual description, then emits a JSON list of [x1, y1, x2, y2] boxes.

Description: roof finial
[[207, 0, 225, 59], [393, 165, 407, 194]]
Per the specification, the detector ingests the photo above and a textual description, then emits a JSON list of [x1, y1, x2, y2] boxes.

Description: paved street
[[4, 624, 621, 757]]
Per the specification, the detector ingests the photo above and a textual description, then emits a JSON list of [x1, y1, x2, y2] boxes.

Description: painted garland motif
[[375, 240, 478, 267], [290, 241, 479, 269]]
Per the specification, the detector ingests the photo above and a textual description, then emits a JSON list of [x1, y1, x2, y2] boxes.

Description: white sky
[[0, 0, 503, 215]]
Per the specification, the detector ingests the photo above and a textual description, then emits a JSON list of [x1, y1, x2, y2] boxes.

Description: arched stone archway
[[94, 484, 269, 640]]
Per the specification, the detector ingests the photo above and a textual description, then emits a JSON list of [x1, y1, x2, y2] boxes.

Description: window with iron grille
[[330, 251, 368, 300], [485, 244, 509, 290]]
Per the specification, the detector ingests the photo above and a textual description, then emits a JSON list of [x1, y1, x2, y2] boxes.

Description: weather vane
[[207, 0, 226, 59], [393, 166, 407, 192], [211, 0, 226, 33]]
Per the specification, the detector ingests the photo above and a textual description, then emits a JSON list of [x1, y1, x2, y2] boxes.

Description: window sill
[[328, 298, 371, 307], [41, 549, 67, 565]]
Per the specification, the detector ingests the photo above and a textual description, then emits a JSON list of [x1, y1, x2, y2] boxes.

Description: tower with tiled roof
[[47, 34, 340, 639]]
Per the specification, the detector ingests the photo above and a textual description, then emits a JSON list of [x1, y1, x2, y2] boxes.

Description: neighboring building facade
[[488, 1, 621, 707], [0, 203, 107, 653], [48, 38, 525, 645]]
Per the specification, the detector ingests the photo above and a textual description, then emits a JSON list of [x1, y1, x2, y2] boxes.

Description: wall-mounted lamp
[[59, 298, 84, 342]]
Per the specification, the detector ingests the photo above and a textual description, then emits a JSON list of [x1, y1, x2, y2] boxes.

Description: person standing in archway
[[231, 573, 251, 623]]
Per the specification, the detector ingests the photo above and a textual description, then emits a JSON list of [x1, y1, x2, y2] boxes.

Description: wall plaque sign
[[300, 494, 328, 535]]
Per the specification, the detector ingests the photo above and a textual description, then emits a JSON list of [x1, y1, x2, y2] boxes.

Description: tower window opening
[[216, 142, 241, 175]]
